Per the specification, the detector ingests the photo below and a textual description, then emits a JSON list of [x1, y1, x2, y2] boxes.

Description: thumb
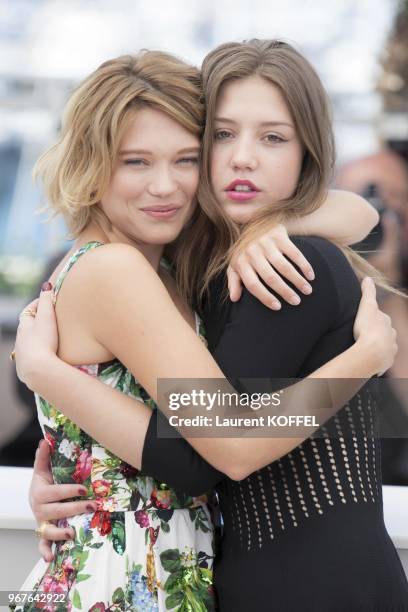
[[36, 281, 55, 320], [33, 439, 53, 481], [227, 266, 242, 302], [360, 276, 376, 302]]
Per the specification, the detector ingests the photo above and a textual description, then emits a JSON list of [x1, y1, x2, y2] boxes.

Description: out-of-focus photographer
[[336, 148, 408, 485]]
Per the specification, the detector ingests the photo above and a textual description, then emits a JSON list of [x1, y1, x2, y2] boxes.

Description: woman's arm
[[285, 190, 379, 245], [15, 243, 396, 479], [227, 189, 379, 307]]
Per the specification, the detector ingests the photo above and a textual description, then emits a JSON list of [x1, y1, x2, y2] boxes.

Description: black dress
[[142, 237, 408, 611]]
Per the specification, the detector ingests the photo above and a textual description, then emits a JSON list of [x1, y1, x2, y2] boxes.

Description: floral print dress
[[14, 242, 215, 612]]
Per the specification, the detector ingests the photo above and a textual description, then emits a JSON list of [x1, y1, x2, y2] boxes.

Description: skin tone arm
[[227, 190, 379, 307], [15, 245, 396, 478]]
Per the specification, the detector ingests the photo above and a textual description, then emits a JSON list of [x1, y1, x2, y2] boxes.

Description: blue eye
[[214, 130, 233, 141]]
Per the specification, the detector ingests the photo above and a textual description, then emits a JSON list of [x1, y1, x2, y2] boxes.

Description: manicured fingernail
[[41, 281, 53, 292], [289, 295, 301, 306], [272, 301, 281, 311], [78, 487, 87, 495], [306, 270, 315, 281], [302, 284, 312, 295], [38, 439, 46, 449], [86, 504, 97, 512], [65, 530, 74, 539]]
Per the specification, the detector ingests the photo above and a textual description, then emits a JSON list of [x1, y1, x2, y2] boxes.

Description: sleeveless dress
[[14, 242, 215, 612]]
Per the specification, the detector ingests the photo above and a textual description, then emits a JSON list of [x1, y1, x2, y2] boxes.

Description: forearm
[[27, 339, 376, 482], [30, 356, 151, 469], [183, 340, 377, 479], [142, 409, 226, 496], [285, 189, 379, 245]]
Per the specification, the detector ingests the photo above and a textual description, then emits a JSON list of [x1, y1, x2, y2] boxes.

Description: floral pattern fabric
[[13, 242, 215, 612]]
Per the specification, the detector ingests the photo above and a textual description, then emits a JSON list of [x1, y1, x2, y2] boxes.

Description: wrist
[[352, 339, 379, 377], [24, 352, 62, 393]]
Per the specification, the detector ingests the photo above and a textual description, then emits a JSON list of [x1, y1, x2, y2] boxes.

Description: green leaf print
[[72, 588, 82, 610], [75, 573, 91, 583], [160, 549, 182, 573], [78, 550, 89, 572], [100, 469, 124, 481], [52, 465, 75, 484], [39, 397, 51, 419], [111, 518, 126, 555], [112, 587, 125, 605], [165, 591, 184, 609], [63, 418, 82, 442], [163, 570, 184, 594]]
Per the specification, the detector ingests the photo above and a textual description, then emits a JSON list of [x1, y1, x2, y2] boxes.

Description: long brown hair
[[183, 39, 399, 305]]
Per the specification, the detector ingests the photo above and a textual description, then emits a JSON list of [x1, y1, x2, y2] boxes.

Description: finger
[[38, 500, 97, 521], [23, 298, 39, 312], [227, 266, 242, 302], [262, 250, 313, 297], [279, 238, 315, 281], [39, 523, 75, 543], [237, 267, 281, 310], [33, 440, 53, 481], [39, 539, 55, 563], [251, 257, 302, 305], [37, 483, 90, 504]]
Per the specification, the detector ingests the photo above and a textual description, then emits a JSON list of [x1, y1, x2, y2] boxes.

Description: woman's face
[[211, 75, 303, 224], [100, 107, 200, 246]]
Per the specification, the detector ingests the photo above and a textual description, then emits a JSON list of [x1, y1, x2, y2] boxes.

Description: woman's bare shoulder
[[66, 243, 157, 286]]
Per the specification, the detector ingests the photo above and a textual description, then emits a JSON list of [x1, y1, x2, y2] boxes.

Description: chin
[[147, 226, 184, 245], [223, 202, 257, 225]]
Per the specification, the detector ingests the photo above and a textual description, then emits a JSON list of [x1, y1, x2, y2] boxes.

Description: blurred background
[[0, 0, 407, 483]]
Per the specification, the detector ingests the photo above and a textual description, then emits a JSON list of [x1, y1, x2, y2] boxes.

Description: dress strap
[[53, 241, 104, 302]]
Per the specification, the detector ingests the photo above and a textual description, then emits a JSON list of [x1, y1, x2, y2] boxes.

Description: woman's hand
[[227, 224, 315, 310], [353, 277, 398, 376], [14, 284, 58, 390], [30, 440, 96, 562]]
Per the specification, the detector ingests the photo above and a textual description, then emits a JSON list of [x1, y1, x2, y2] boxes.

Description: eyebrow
[[214, 117, 294, 129], [119, 146, 200, 156]]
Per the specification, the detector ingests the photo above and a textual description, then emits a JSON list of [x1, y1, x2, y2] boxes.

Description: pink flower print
[[61, 556, 75, 575], [73, 450, 92, 484], [151, 488, 171, 509], [134, 509, 150, 528], [42, 573, 68, 594]]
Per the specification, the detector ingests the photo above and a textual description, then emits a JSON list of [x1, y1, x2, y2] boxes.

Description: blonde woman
[[14, 46, 399, 611]]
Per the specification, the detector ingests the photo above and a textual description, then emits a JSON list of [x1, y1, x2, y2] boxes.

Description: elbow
[[225, 467, 250, 481], [365, 202, 380, 234], [222, 460, 256, 482], [351, 195, 380, 244]]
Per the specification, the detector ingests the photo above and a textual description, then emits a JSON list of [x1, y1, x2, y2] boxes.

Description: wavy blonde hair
[[34, 51, 205, 238], [180, 39, 401, 305]]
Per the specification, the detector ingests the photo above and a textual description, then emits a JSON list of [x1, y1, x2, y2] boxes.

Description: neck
[[79, 223, 164, 272]]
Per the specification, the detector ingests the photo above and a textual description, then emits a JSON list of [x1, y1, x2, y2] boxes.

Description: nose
[[148, 164, 178, 197], [230, 137, 257, 171]]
